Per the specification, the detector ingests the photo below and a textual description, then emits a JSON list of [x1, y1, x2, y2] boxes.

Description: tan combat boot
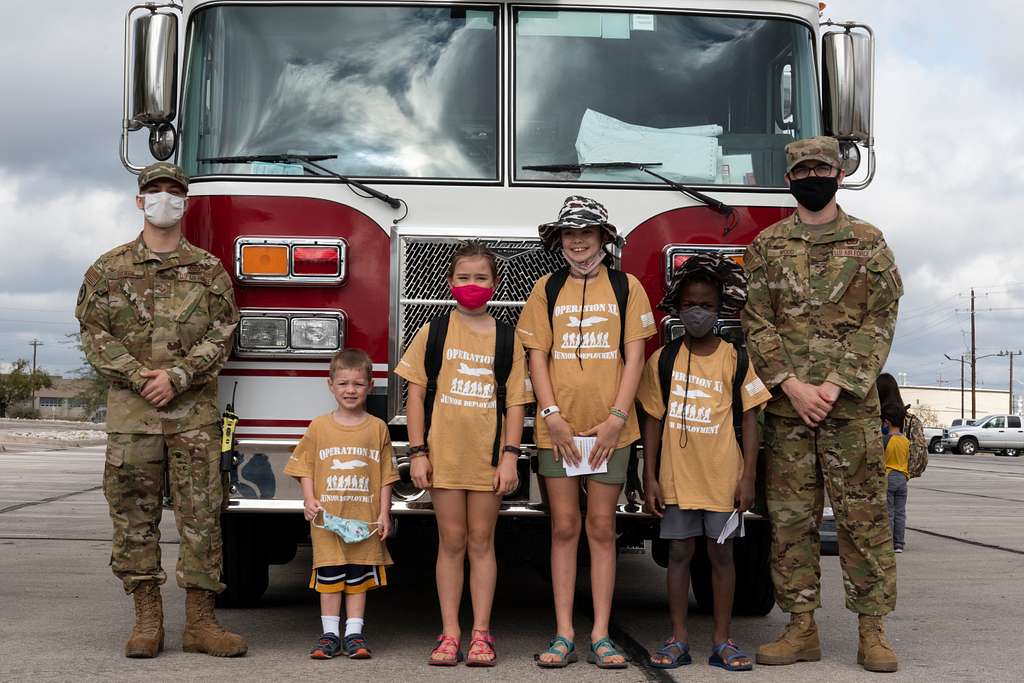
[[756, 611, 821, 665], [858, 615, 898, 673], [125, 581, 164, 658], [182, 588, 248, 657]]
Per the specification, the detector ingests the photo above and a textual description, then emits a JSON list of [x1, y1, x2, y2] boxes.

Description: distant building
[[899, 384, 1012, 427]]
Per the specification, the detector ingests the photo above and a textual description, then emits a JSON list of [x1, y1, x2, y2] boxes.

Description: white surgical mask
[[141, 192, 186, 228], [562, 247, 603, 277]]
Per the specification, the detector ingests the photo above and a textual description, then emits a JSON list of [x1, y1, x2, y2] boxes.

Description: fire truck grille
[[390, 236, 564, 419]]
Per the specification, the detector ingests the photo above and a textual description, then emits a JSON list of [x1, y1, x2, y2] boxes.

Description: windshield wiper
[[200, 153, 403, 210], [523, 161, 733, 216]]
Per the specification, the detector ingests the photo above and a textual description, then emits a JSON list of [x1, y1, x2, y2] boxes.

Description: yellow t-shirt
[[283, 413, 399, 568], [516, 267, 656, 448], [884, 434, 910, 476], [637, 340, 771, 511], [395, 313, 533, 491]]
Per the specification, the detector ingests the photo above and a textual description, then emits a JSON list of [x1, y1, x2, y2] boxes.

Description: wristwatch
[[540, 405, 561, 419]]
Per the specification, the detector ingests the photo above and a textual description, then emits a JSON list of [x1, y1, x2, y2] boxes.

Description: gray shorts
[[660, 506, 739, 540]]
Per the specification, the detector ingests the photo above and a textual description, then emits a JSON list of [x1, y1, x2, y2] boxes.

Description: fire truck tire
[[217, 513, 269, 608], [690, 520, 775, 617]]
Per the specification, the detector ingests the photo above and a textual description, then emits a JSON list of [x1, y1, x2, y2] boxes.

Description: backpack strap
[[607, 268, 630, 360], [655, 337, 686, 476], [491, 321, 515, 467], [731, 342, 749, 444], [422, 313, 451, 442], [545, 267, 571, 332]]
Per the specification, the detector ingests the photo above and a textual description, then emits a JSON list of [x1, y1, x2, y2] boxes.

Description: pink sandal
[[428, 634, 463, 666], [466, 630, 496, 667]]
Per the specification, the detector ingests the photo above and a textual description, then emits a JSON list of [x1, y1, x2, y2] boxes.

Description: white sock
[[345, 617, 365, 637], [321, 615, 341, 636]]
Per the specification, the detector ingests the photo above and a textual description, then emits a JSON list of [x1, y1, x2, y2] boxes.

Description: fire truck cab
[[121, 0, 875, 610]]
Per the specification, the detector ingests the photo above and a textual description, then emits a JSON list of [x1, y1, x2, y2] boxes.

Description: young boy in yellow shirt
[[638, 254, 771, 671], [882, 405, 910, 553], [284, 348, 399, 659]]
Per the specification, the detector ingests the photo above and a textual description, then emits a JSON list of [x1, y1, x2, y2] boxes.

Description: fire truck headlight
[[291, 317, 341, 351], [238, 317, 288, 350]]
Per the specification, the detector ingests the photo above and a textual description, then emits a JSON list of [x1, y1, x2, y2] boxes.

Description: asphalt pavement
[[1, 445, 1021, 682]]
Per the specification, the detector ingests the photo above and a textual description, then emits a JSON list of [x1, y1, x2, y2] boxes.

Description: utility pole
[[29, 339, 43, 409], [970, 288, 976, 419], [945, 353, 967, 420], [998, 350, 1022, 414]]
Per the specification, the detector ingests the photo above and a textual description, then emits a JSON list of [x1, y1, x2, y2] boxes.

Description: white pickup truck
[[941, 415, 1024, 456]]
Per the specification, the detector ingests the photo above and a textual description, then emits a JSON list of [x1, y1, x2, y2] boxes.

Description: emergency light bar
[[235, 237, 347, 285], [236, 309, 346, 358]]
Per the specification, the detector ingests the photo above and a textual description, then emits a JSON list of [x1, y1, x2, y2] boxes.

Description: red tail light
[[293, 246, 340, 276]]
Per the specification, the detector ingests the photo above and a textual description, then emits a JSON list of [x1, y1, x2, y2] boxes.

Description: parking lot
[[1, 444, 1021, 682]]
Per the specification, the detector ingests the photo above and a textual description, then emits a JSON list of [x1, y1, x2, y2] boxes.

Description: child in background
[[396, 241, 531, 667], [882, 405, 910, 553], [284, 348, 398, 660], [638, 254, 770, 672]]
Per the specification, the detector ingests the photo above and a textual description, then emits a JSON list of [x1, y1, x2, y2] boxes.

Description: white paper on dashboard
[[716, 510, 746, 544], [563, 437, 609, 477]]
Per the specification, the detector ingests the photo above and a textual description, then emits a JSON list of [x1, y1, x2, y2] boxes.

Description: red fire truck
[[120, 0, 874, 609]]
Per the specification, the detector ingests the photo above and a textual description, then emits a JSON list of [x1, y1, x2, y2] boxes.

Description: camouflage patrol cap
[[785, 136, 841, 173], [538, 195, 620, 251], [658, 252, 748, 318], [137, 162, 188, 192]]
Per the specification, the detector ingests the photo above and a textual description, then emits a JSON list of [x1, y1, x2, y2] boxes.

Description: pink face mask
[[450, 284, 493, 310]]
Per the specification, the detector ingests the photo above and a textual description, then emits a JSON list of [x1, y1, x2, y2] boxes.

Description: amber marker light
[[240, 244, 289, 276]]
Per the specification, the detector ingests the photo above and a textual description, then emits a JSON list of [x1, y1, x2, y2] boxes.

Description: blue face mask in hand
[[314, 510, 379, 544]]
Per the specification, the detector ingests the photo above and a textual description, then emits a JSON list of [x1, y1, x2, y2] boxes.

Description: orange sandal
[[428, 634, 463, 666], [466, 630, 496, 667]]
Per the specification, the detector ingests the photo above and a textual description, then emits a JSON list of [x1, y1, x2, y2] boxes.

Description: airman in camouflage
[[76, 162, 247, 658], [741, 137, 902, 673]]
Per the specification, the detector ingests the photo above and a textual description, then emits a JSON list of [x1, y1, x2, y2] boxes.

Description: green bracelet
[[609, 407, 628, 421]]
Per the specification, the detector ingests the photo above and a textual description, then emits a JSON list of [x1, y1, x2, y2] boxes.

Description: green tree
[[0, 359, 53, 417], [64, 332, 109, 419]]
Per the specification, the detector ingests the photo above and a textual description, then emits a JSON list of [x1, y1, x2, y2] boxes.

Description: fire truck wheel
[[217, 513, 270, 608], [690, 519, 774, 617]]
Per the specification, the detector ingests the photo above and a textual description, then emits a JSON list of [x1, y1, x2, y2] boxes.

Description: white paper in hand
[[716, 510, 746, 544], [563, 437, 608, 477]]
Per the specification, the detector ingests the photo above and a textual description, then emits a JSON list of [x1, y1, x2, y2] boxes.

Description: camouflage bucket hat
[[658, 252, 748, 318], [138, 162, 189, 191], [538, 195, 619, 251], [785, 136, 841, 173]]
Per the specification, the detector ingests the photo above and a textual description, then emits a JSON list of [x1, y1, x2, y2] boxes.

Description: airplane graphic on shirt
[[457, 363, 493, 377], [567, 315, 608, 328], [671, 386, 712, 399], [330, 459, 367, 471]]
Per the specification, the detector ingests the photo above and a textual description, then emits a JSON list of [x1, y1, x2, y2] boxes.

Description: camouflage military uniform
[[742, 163, 903, 615], [76, 234, 239, 594]]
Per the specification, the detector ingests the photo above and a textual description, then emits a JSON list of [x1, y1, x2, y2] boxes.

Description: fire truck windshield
[[514, 9, 820, 188], [179, 5, 499, 181]]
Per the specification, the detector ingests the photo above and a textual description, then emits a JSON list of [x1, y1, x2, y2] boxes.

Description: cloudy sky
[[1, 1, 1022, 399]]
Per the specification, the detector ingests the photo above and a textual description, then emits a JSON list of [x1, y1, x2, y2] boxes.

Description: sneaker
[[311, 632, 342, 659], [894, 547, 904, 554]]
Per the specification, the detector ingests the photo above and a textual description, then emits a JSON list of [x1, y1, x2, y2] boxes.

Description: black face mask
[[789, 176, 838, 212]]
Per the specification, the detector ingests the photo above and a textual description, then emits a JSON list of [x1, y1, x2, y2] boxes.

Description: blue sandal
[[535, 635, 577, 668], [588, 637, 628, 669], [650, 638, 691, 669], [709, 639, 753, 671]]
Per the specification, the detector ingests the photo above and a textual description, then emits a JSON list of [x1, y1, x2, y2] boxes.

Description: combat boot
[[182, 588, 248, 657], [756, 611, 821, 665], [858, 615, 898, 673], [125, 581, 164, 658]]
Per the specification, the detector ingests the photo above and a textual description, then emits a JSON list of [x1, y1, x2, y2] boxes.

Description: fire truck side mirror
[[131, 12, 178, 127], [822, 25, 873, 144]]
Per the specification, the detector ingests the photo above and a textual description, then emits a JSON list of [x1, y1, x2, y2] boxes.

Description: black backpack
[[545, 266, 630, 359], [656, 336, 749, 446], [422, 313, 516, 467]]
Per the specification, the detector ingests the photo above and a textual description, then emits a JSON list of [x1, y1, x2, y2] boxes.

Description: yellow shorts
[[309, 564, 388, 594]]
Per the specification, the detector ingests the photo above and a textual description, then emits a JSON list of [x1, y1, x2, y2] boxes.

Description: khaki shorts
[[536, 446, 631, 486]]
